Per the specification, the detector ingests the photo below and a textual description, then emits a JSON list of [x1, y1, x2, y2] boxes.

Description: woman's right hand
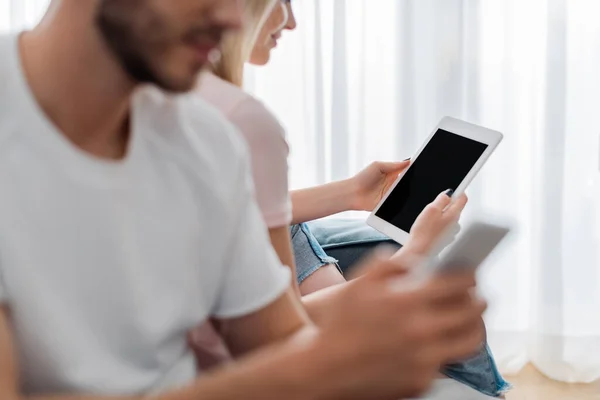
[[403, 190, 468, 257]]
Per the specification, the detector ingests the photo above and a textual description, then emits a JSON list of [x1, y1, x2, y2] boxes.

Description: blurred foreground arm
[[2, 249, 486, 400]]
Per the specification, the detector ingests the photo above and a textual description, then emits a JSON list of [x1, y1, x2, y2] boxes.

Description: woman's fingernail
[[446, 189, 454, 197], [403, 158, 411, 161]]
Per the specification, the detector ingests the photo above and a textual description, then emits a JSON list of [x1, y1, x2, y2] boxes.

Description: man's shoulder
[[135, 86, 250, 189], [138, 86, 246, 150]]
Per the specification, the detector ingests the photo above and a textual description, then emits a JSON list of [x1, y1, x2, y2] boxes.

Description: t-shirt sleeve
[[0, 270, 7, 304], [227, 99, 292, 228], [212, 141, 292, 319]]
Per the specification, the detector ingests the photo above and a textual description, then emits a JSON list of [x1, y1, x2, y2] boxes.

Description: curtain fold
[[247, 0, 600, 382], [0, 0, 49, 33]]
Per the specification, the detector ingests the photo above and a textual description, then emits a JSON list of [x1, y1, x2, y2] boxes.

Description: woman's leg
[[290, 224, 345, 296], [292, 220, 399, 294], [299, 264, 345, 295]]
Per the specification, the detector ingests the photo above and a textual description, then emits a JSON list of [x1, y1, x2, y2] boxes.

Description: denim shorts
[[303, 218, 399, 275], [290, 223, 340, 284], [292, 218, 512, 398]]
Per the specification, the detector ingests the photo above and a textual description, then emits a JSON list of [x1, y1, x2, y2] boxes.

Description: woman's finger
[[428, 190, 454, 212], [445, 193, 468, 215]]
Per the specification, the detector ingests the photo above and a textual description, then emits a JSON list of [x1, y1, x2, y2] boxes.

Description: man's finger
[[427, 298, 487, 336], [435, 316, 487, 364], [346, 245, 400, 281], [420, 273, 477, 302]]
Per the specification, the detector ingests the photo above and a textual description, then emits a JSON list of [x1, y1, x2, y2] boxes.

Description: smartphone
[[390, 221, 511, 291]]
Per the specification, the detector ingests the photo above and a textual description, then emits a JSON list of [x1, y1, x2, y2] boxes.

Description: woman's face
[[249, 1, 297, 66]]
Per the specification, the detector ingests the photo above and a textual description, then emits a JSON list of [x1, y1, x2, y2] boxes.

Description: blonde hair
[[211, 0, 281, 87]]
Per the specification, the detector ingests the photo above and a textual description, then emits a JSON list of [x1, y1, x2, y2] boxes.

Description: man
[[0, 1, 486, 399]]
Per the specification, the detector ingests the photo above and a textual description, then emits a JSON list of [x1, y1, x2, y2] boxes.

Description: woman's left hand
[[349, 160, 411, 211]]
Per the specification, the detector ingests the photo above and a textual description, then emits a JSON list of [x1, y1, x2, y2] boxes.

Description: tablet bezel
[[367, 117, 503, 245]]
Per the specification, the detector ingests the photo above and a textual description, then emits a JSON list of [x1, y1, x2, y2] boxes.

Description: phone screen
[[375, 129, 488, 232]]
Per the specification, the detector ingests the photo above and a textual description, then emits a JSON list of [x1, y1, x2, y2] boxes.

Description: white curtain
[[0, 0, 49, 33], [246, 0, 600, 383], [4, 0, 600, 385]]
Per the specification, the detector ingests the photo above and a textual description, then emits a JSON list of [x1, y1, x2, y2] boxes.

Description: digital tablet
[[367, 117, 503, 245]]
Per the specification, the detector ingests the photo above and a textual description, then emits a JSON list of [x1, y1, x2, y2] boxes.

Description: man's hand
[[349, 160, 411, 212], [309, 250, 487, 400]]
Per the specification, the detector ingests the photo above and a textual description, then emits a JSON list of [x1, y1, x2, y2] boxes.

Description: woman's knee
[[298, 263, 346, 296]]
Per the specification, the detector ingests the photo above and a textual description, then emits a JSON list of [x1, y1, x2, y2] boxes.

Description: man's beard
[[95, 0, 173, 91]]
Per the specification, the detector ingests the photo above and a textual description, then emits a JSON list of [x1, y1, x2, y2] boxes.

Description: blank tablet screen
[[375, 129, 488, 232]]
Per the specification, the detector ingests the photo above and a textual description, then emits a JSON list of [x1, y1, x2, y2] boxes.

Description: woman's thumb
[[379, 160, 410, 173], [429, 189, 454, 211]]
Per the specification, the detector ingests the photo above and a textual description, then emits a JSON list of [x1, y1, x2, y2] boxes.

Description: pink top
[[198, 73, 292, 228]]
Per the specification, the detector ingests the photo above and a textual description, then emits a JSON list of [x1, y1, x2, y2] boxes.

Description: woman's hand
[[403, 190, 468, 256], [349, 160, 411, 211]]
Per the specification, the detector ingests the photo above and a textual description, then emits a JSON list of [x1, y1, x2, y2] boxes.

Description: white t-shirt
[[0, 34, 291, 395], [198, 73, 292, 228]]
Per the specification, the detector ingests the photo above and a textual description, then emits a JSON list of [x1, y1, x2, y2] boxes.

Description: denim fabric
[[442, 343, 512, 398], [303, 218, 512, 398], [305, 218, 399, 275], [306, 218, 395, 248], [290, 223, 339, 284]]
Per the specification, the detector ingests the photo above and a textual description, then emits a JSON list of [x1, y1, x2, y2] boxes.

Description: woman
[[200, 0, 411, 295], [197, 1, 510, 398]]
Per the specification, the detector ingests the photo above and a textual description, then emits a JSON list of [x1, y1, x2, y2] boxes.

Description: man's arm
[[300, 284, 350, 326], [213, 288, 311, 357], [268, 226, 300, 296], [0, 305, 323, 400], [2, 254, 488, 400], [1, 305, 150, 400], [0, 307, 19, 400], [264, 227, 353, 327]]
